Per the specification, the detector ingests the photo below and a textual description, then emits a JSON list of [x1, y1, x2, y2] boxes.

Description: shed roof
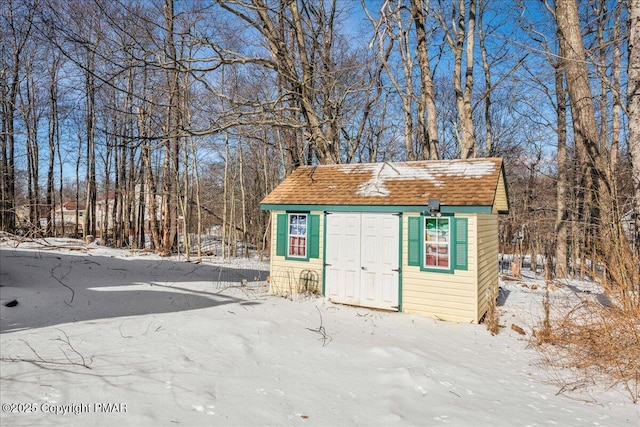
[[261, 158, 509, 213]]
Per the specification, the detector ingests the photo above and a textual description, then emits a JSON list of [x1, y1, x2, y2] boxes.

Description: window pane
[[288, 214, 308, 257], [426, 253, 437, 266], [437, 218, 449, 241], [437, 254, 449, 268], [424, 217, 450, 269]]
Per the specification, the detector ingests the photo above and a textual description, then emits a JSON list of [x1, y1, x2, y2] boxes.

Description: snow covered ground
[[0, 237, 638, 426]]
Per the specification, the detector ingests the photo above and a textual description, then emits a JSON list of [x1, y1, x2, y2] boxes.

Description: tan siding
[[269, 211, 324, 296], [493, 171, 509, 213], [401, 213, 479, 323], [475, 214, 499, 321]]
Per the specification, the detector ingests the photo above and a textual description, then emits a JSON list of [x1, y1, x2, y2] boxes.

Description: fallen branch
[[1, 329, 92, 369], [306, 306, 332, 347], [51, 263, 75, 305]]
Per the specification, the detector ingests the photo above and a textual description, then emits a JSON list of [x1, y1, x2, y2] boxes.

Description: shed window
[[424, 217, 450, 269], [408, 215, 468, 273], [275, 212, 320, 261], [288, 213, 307, 257]]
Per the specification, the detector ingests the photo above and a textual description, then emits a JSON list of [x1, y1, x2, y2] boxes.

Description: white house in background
[[93, 186, 165, 237], [54, 201, 85, 224], [50, 201, 85, 233]]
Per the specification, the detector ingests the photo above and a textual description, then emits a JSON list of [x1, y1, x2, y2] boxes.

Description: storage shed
[[260, 158, 509, 323]]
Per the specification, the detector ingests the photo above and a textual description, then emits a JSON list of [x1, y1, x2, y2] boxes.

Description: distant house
[[54, 201, 85, 223], [47, 201, 85, 235], [94, 186, 170, 239], [11, 201, 83, 234], [16, 204, 47, 230], [260, 158, 510, 324]]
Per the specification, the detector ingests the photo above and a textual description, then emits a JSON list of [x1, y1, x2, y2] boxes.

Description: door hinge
[[391, 305, 400, 310], [324, 263, 332, 267], [392, 212, 403, 217], [392, 268, 402, 273]]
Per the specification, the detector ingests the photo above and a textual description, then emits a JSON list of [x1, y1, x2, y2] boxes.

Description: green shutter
[[276, 214, 287, 256], [308, 214, 320, 259], [455, 217, 468, 270], [408, 216, 421, 266]]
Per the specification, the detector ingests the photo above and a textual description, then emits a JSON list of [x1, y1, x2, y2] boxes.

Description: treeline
[[0, 0, 638, 285]]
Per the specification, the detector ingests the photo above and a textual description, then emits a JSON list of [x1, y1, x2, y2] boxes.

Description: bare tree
[[83, 47, 97, 240], [367, 0, 436, 161], [554, 39, 569, 279], [410, 0, 439, 159], [51, 0, 104, 240], [374, 0, 418, 160], [555, 0, 633, 288], [18, 45, 42, 231], [629, 0, 640, 253], [217, 0, 367, 165], [436, 0, 477, 159], [159, 0, 181, 255], [610, 2, 622, 176], [1, 0, 36, 232], [555, 0, 600, 255], [45, 31, 62, 236], [477, 0, 492, 156]]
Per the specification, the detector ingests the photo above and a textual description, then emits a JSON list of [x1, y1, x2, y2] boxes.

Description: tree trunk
[[74, 135, 81, 237], [478, 0, 493, 156], [160, 0, 180, 256], [554, 40, 569, 279], [450, 0, 477, 159], [222, 134, 229, 259], [410, 0, 440, 160], [555, 0, 601, 242], [610, 3, 621, 175], [629, 0, 640, 253], [46, 54, 60, 236], [461, 0, 477, 159], [142, 137, 161, 251], [191, 134, 203, 260], [21, 61, 40, 231], [83, 48, 97, 239], [238, 140, 248, 257]]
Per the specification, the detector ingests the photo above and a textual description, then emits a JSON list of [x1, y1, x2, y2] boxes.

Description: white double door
[[325, 213, 400, 311]]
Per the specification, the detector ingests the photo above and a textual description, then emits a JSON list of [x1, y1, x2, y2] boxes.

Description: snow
[[353, 163, 440, 196], [1, 238, 638, 426], [345, 161, 497, 197]]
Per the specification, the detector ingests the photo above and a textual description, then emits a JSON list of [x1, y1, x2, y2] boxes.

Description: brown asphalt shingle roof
[[261, 158, 508, 211]]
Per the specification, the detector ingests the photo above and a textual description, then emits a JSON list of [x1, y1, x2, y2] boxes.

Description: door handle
[[361, 266, 367, 271]]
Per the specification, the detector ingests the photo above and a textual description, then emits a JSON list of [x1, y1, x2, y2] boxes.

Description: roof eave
[[260, 203, 494, 214]]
